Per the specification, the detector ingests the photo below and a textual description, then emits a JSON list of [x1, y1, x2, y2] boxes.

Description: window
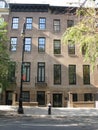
[[72, 93, 78, 102], [10, 37, 17, 51], [39, 18, 46, 30], [8, 62, 16, 82], [0, 1, 5, 8], [67, 20, 74, 27], [83, 65, 90, 84], [22, 62, 30, 82], [37, 62, 45, 82], [54, 64, 61, 84], [69, 65, 76, 85], [82, 45, 87, 55], [54, 40, 61, 54], [12, 17, 19, 29], [68, 40, 75, 55], [84, 93, 93, 101], [37, 91, 45, 105], [24, 37, 32, 52], [26, 17, 33, 29], [38, 37, 45, 52], [53, 19, 60, 32], [22, 91, 30, 102]]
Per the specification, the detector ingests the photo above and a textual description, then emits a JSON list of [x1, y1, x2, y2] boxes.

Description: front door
[[6, 91, 13, 105], [37, 91, 45, 106], [53, 93, 62, 107]]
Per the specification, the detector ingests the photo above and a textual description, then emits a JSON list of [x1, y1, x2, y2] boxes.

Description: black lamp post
[[18, 19, 26, 114]]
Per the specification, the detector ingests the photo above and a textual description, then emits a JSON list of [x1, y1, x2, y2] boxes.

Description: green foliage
[[0, 17, 12, 90], [62, 7, 98, 69]]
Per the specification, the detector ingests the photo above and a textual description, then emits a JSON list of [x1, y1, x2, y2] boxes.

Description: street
[[0, 115, 98, 130]]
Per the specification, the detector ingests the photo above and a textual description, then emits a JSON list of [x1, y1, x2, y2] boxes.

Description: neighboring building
[[2, 3, 98, 107], [0, 0, 9, 16]]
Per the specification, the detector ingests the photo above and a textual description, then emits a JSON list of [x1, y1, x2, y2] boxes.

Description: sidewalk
[[0, 105, 98, 117]]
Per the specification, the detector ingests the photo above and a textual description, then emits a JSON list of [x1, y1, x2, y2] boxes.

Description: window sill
[[68, 54, 77, 57], [54, 54, 62, 57], [53, 31, 60, 33], [24, 51, 31, 54], [23, 82, 30, 85], [38, 52, 45, 54]]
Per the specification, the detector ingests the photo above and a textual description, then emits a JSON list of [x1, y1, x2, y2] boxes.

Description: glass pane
[[67, 20, 74, 27], [25, 45, 31, 51], [54, 65, 61, 84], [83, 65, 90, 84], [54, 20, 60, 31], [37, 91, 45, 105], [40, 18, 45, 23], [39, 18, 46, 29], [22, 91, 30, 102], [69, 65, 76, 84], [26, 18, 32, 29], [22, 63, 30, 82], [26, 63, 30, 82], [68, 44, 75, 54], [11, 44, 17, 51], [11, 38, 17, 51], [38, 38, 45, 52], [12, 24, 18, 29], [12, 18, 19, 29], [40, 24, 45, 29], [25, 38, 31, 52], [54, 40, 61, 54], [38, 63, 45, 82], [13, 18, 18, 23]]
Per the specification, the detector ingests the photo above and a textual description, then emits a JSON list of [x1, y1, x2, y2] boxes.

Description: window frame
[[37, 62, 45, 82], [68, 40, 75, 55], [53, 19, 60, 32], [26, 17, 33, 30], [72, 93, 78, 102], [22, 91, 30, 102], [84, 93, 93, 101], [8, 62, 16, 82], [10, 37, 17, 52], [69, 65, 76, 85], [39, 17, 46, 30], [54, 64, 61, 85], [54, 40, 61, 54], [82, 45, 87, 55], [22, 62, 31, 82], [38, 37, 46, 52], [67, 20, 74, 27], [83, 65, 90, 85], [37, 91, 45, 105], [24, 37, 32, 52], [12, 17, 19, 29]]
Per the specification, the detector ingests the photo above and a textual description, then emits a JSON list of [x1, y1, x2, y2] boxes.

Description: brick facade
[[1, 3, 98, 107]]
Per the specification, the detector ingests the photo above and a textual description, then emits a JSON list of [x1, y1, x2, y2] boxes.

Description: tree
[[62, 0, 97, 69], [0, 17, 11, 91]]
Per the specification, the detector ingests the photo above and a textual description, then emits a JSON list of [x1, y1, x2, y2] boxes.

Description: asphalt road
[[0, 116, 98, 130]]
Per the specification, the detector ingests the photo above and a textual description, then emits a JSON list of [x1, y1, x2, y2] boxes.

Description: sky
[[9, 0, 88, 6], [9, 0, 98, 7], [10, 0, 79, 4]]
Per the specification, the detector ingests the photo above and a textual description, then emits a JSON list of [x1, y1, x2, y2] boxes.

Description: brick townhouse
[[1, 0, 98, 107]]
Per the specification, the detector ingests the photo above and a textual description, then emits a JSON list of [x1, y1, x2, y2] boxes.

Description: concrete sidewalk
[[0, 105, 98, 117]]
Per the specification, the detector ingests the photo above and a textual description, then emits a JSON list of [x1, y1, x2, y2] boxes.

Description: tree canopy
[[62, 0, 98, 69], [0, 17, 11, 91]]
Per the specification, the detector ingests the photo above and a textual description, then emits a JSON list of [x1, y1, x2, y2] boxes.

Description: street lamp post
[[18, 19, 26, 114]]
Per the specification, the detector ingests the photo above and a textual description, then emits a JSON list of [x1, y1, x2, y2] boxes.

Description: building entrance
[[53, 93, 62, 107], [6, 91, 13, 105], [37, 91, 45, 106]]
